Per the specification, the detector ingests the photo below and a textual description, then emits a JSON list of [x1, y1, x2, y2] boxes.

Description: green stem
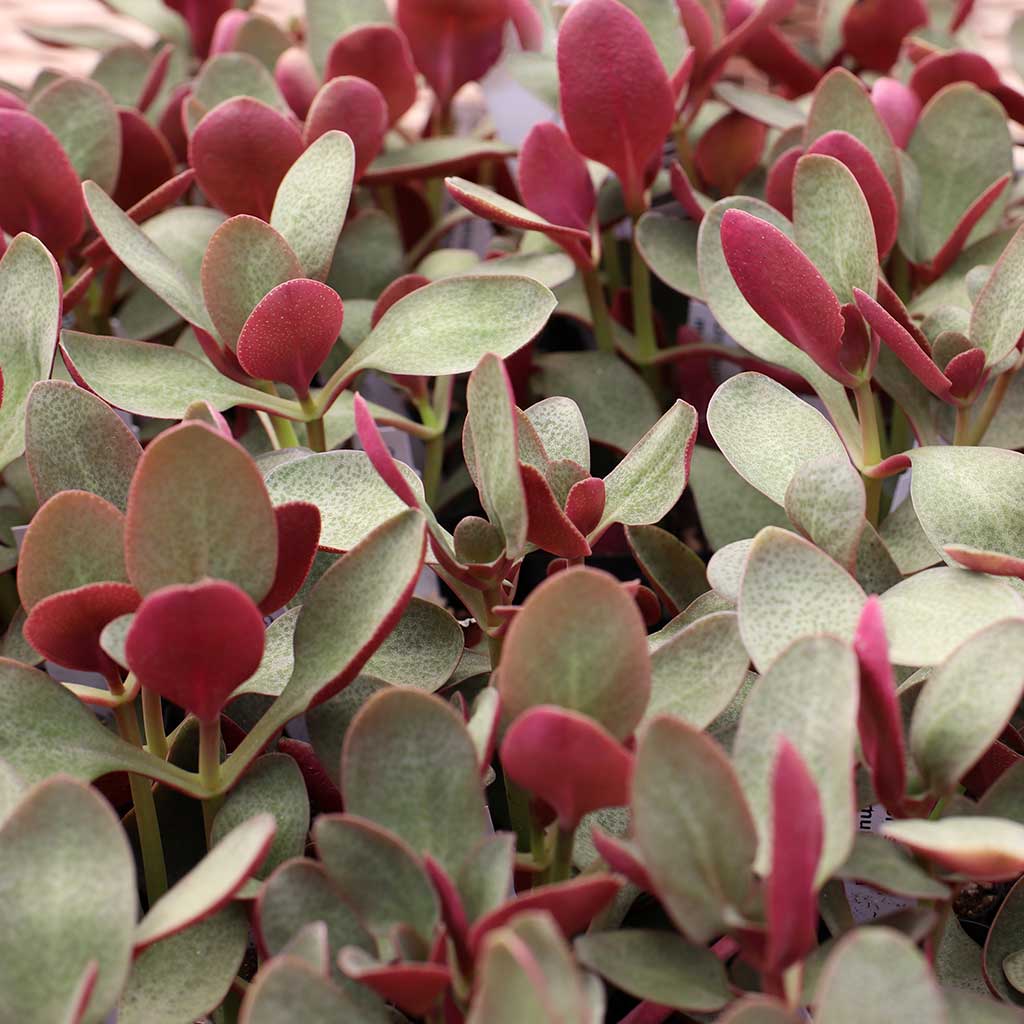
[[966, 360, 1019, 446], [141, 686, 167, 760], [418, 378, 451, 506], [198, 717, 224, 847], [672, 121, 697, 182], [854, 381, 883, 527], [300, 396, 326, 453], [890, 248, 913, 305], [601, 229, 623, 293], [114, 702, 168, 902], [545, 826, 575, 884], [629, 218, 659, 388], [953, 406, 972, 446], [581, 266, 615, 353], [422, 435, 444, 507]]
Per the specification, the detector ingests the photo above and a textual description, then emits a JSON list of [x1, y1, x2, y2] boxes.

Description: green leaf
[[335, 275, 555, 383], [619, 0, 687, 74], [24, 381, 140, 511], [100, 0, 187, 47], [82, 183, 216, 336], [498, 567, 651, 741], [883, 816, 1024, 881], [118, 907, 250, 1024], [0, 776, 135, 1024], [0, 759, 25, 827], [879, 566, 1024, 666], [879, 498, 942, 576], [341, 688, 488, 874], [135, 814, 275, 949], [524, 397, 590, 471], [835, 833, 951, 900], [90, 43, 153, 106], [738, 526, 865, 672], [21, 22, 134, 50], [984, 874, 1024, 1004], [707, 539, 751, 603], [271, 131, 355, 283], [306, 677, 387, 788], [364, 138, 517, 185], [466, 353, 528, 560], [0, 234, 61, 470], [305, 0, 389, 73], [29, 76, 120, 192], [911, 619, 1024, 795], [647, 612, 750, 730], [327, 210, 403, 299], [626, 524, 708, 614], [533, 350, 660, 452], [707, 373, 848, 505], [719, 997, 804, 1023], [574, 929, 730, 1013], [946, 990, 1023, 1023], [192, 52, 288, 115], [905, 84, 1011, 264], [592, 400, 698, 539], [125, 422, 277, 601], [240, 956, 382, 1023], [689, 445, 792, 551], [633, 715, 757, 942], [733, 635, 859, 881], [814, 927, 947, 1022], [793, 154, 878, 304], [212, 754, 309, 891], [635, 213, 702, 299], [784, 454, 866, 571], [715, 81, 806, 129]]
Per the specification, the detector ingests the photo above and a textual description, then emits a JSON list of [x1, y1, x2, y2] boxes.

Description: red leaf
[[565, 477, 606, 536], [0, 89, 26, 111], [159, 84, 191, 162], [951, 0, 975, 30], [125, 580, 266, 723], [259, 502, 322, 615], [501, 706, 632, 829], [842, 0, 927, 72], [695, 111, 767, 194], [590, 827, 653, 890], [353, 394, 421, 508], [137, 43, 173, 114], [209, 9, 248, 55], [676, 0, 715, 83], [304, 77, 388, 182], [519, 122, 596, 235], [807, 130, 898, 259], [944, 546, 1024, 578], [25, 582, 140, 677], [339, 954, 450, 1017], [0, 110, 83, 256], [765, 739, 822, 973], [423, 855, 471, 962], [276, 737, 344, 812], [871, 77, 920, 150], [236, 278, 345, 398], [735, 17, 821, 97], [669, 162, 706, 224], [764, 146, 801, 219], [853, 596, 906, 814], [721, 209, 851, 384], [520, 465, 591, 560], [963, 740, 1020, 799], [166, 0, 233, 58], [700, 0, 794, 90], [557, 0, 675, 214], [325, 24, 419, 126], [112, 109, 175, 211], [275, 47, 319, 121], [372, 274, 430, 327], [909, 50, 1001, 106], [945, 346, 987, 402], [189, 97, 303, 219]]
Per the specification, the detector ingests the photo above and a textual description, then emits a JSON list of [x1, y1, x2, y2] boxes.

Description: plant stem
[[966, 360, 1020, 446], [854, 381, 883, 526], [630, 219, 658, 376], [602, 229, 623, 292], [198, 717, 224, 847], [257, 383, 301, 447], [114, 702, 168, 902], [141, 687, 167, 760], [300, 396, 326, 452], [581, 265, 615, 353], [953, 406, 972, 446], [545, 826, 575, 884], [672, 121, 696, 182]]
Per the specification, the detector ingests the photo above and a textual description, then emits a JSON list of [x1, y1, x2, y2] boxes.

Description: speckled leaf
[[784, 455, 865, 571], [835, 834, 950, 900], [984, 874, 1024, 1004], [524, 397, 590, 471], [626, 525, 708, 615], [239, 956, 380, 1023], [362, 598, 464, 691], [192, 52, 289, 114], [363, 138, 516, 185], [971, 222, 1024, 368], [634, 212, 702, 299]]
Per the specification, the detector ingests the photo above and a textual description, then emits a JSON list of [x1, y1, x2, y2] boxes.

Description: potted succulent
[[2, 0, 1024, 1020]]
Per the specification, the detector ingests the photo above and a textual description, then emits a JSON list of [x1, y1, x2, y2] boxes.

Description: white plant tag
[[844, 804, 915, 923]]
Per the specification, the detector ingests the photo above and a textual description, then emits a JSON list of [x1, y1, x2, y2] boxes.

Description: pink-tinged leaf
[[871, 77, 920, 149], [112, 108, 175, 211], [338, 949, 450, 1017], [396, 0, 510, 108], [500, 706, 632, 830], [669, 162, 707, 224], [0, 110, 83, 256], [303, 77, 387, 182], [372, 275, 430, 327], [590, 827, 653, 891], [944, 546, 1024, 578], [520, 464, 591, 559], [720, 209, 851, 384], [910, 50, 1001, 106], [882, 817, 1024, 882], [700, 0, 794, 90], [137, 43, 173, 114], [159, 83, 190, 162], [557, 0, 675, 214], [63, 961, 99, 1024], [853, 288, 952, 401], [423, 856, 471, 960], [125, 580, 266, 723], [841, 0, 927, 72], [735, 18, 821, 97], [277, 737, 344, 813], [565, 477, 606, 537], [765, 739, 822, 974], [519, 122, 596, 235], [839, 301, 874, 377], [0, 88, 26, 111], [806, 130, 898, 258], [861, 452, 911, 479], [189, 97, 303, 219], [353, 394, 421, 508], [25, 582, 140, 677], [467, 875, 621, 956], [275, 47, 319, 121], [209, 9, 248, 54], [875, 276, 930, 351], [917, 175, 1011, 282], [764, 146, 800, 219], [853, 596, 906, 814], [325, 24, 419, 126], [236, 279, 344, 398], [166, 0, 232, 58], [695, 111, 767, 195], [945, 347, 988, 402], [260, 502, 322, 615]]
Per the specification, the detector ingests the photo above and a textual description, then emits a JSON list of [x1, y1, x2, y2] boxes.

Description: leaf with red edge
[[236, 279, 344, 398], [352, 395, 421, 508], [871, 77, 920, 149], [260, 503, 321, 615], [338, 949, 450, 1017], [590, 827, 653, 891], [695, 112, 767, 195], [853, 597, 906, 814], [720, 209, 851, 384], [910, 50, 1001, 106], [520, 464, 591, 559], [882, 817, 1024, 882], [945, 346, 987, 401], [112, 109, 175, 210], [806, 130, 898, 259], [0, 111, 84, 255], [670, 161, 709, 223], [841, 0, 927, 72], [467, 874, 622, 956], [519, 122, 596, 236], [372, 275, 430, 326], [764, 146, 800, 219], [765, 739, 822, 974], [325, 24, 418, 126], [25, 582, 140, 676], [303, 77, 387, 182], [565, 477, 605, 536], [500, 705, 632, 830], [274, 47, 318, 120], [190, 97, 303, 219], [557, 0, 675, 214], [126, 580, 265, 723]]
